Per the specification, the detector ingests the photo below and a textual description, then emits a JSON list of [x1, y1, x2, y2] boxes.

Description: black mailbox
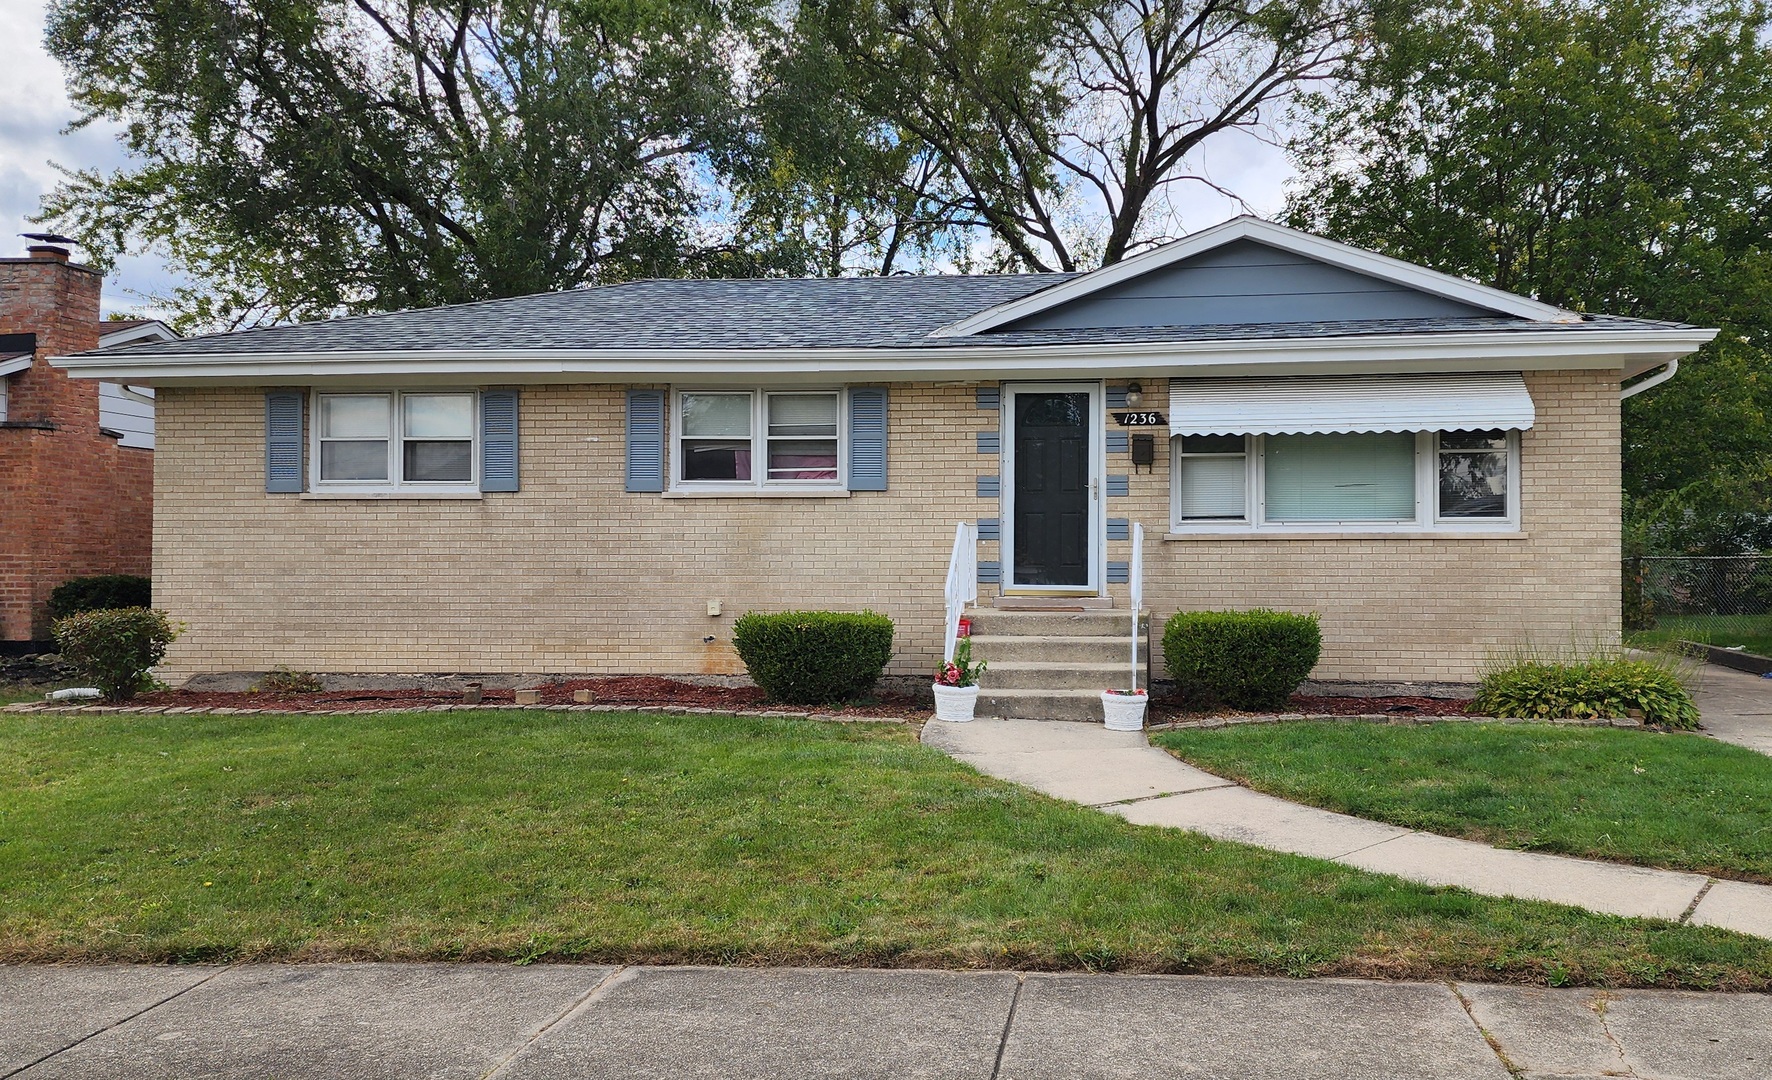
[[1131, 433, 1155, 468]]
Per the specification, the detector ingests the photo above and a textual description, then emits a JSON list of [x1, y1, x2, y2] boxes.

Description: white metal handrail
[[944, 521, 978, 663], [1129, 522, 1145, 690]]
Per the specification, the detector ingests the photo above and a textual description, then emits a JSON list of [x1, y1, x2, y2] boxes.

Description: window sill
[[301, 490, 483, 500], [1164, 529, 1526, 541], [663, 488, 851, 499]]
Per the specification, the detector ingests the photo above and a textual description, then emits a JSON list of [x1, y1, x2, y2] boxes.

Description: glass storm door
[[1006, 384, 1101, 592]]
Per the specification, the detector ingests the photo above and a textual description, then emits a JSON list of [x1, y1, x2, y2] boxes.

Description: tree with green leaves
[[779, 0, 1373, 272], [42, 0, 770, 331], [1285, 0, 1772, 552]]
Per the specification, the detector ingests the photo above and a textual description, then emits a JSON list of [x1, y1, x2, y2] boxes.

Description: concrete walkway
[[922, 717, 1772, 939], [1695, 661, 1772, 756], [5, 963, 1772, 1079]]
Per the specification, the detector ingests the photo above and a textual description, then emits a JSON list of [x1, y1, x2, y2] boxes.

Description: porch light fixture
[[1125, 382, 1144, 407]]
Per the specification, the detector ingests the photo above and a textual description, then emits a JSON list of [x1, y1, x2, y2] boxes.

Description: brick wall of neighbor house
[[150, 370, 1618, 683], [1103, 369, 1620, 681], [0, 250, 153, 644]]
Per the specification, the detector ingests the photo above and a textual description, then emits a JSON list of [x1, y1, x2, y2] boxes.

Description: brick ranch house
[[54, 217, 1714, 707], [1, 240, 174, 650]]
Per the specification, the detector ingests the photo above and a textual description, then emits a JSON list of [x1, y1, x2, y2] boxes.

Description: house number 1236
[[1113, 411, 1167, 426]]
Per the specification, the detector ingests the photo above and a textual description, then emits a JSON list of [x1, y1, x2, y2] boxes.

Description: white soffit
[[1169, 373, 1536, 435], [0, 355, 33, 378]]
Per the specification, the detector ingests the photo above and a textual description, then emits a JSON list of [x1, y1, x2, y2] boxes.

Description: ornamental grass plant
[[1473, 644, 1699, 729]]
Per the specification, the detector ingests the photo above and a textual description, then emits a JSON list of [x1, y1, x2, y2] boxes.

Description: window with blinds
[[1264, 433, 1416, 522], [1174, 435, 1247, 520]]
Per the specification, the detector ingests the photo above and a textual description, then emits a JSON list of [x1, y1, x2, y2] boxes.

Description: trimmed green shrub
[[732, 610, 895, 705], [52, 608, 180, 702], [1474, 653, 1699, 729], [47, 575, 152, 620], [1162, 609, 1322, 710]]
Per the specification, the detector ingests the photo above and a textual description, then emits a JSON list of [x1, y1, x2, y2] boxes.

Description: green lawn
[[1156, 722, 1772, 884], [1629, 614, 1772, 659], [5, 709, 1772, 988]]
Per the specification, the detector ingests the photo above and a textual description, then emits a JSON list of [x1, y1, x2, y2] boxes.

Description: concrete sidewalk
[[4, 963, 1772, 1079], [922, 717, 1772, 939], [1695, 661, 1772, 756]]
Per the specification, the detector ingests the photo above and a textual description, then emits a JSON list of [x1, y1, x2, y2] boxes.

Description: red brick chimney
[[0, 242, 151, 646]]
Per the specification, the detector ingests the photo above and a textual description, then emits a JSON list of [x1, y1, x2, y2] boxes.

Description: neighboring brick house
[[54, 218, 1715, 704], [0, 241, 175, 649]]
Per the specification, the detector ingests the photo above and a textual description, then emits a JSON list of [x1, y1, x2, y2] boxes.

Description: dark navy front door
[[1012, 391, 1091, 587]]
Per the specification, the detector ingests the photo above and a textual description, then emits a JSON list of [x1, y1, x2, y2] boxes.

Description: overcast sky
[[1, 0, 1295, 323], [0, 2, 184, 317]]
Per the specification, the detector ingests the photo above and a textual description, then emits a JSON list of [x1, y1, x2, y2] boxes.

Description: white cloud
[[0, 0, 183, 318]]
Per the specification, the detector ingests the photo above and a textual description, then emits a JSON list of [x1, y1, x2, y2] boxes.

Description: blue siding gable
[[996, 239, 1497, 331]]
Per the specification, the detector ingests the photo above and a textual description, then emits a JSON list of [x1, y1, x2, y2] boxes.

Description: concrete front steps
[[967, 608, 1151, 721]]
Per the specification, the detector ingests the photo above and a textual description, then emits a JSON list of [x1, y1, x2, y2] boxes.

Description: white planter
[[1101, 692, 1148, 731], [932, 683, 981, 723]]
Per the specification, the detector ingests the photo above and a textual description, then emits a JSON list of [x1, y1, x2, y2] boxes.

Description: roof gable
[[933, 217, 1577, 337]]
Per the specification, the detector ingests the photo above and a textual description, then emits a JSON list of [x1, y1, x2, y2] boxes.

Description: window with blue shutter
[[847, 387, 888, 491], [626, 390, 666, 492], [480, 390, 519, 492], [265, 390, 304, 492]]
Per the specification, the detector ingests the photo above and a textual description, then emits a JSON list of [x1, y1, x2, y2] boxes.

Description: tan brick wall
[[1105, 369, 1620, 681], [153, 383, 990, 679], [153, 371, 1618, 683]]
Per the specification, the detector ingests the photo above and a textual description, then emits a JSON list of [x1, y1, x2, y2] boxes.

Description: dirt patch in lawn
[[131, 676, 925, 717]]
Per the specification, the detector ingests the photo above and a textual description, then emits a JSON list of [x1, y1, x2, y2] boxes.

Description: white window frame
[[1169, 430, 1521, 534], [670, 387, 847, 493], [308, 389, 480, 494]]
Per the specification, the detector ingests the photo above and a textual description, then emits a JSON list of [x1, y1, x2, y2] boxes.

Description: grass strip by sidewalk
[[5, 709, 1772, 988], [1156, 722, 1772, 884]]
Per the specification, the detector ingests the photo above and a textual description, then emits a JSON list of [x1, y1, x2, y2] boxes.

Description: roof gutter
[[1619, 359, 1678, 400], [49, 326, 1720, 386]]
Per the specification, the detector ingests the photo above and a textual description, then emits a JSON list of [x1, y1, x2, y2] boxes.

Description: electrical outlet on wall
[[707, 599, 722, 617]]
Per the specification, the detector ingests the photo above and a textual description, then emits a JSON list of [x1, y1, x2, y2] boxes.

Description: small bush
[[47, 575, 152, 620], [257, 667, 323, 694], [1162, 609, 1322, 710], [1475, 651, 1699, 729], [52, 607, 180, 702], [731, 610, 895, 705]]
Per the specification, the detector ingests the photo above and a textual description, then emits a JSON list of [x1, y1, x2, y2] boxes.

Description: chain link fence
[[1624, 556, 1772, 654]]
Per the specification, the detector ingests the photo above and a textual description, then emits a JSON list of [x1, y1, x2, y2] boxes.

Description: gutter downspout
[[118, 385, 155, 406], [1621, 359, 1678, 400]]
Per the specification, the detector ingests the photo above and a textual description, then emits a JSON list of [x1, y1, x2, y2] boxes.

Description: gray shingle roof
[[80, 275, 1692, 359], [92, 275, 1073, 357]]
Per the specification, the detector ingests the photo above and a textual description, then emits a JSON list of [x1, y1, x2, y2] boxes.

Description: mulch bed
[[128, 676, 924, 718], [1147, 693, 1475, 723]]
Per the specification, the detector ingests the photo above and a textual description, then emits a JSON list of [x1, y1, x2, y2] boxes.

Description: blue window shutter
[[848, 387, 888, 491], [480, 390, 520, 492], [625, 390, 666, 493], [265, 391, 304, 493]]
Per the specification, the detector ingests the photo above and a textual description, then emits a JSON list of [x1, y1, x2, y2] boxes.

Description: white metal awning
[[1168, 372, 1535, 435], [0, 354, 33, 378]]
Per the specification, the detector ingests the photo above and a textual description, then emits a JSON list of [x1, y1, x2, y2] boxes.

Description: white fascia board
[[0, 355, 33, 378], [930, 217, 1577, 337], [98, 321, 179, 349], [49, 326, 1718, 386]]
